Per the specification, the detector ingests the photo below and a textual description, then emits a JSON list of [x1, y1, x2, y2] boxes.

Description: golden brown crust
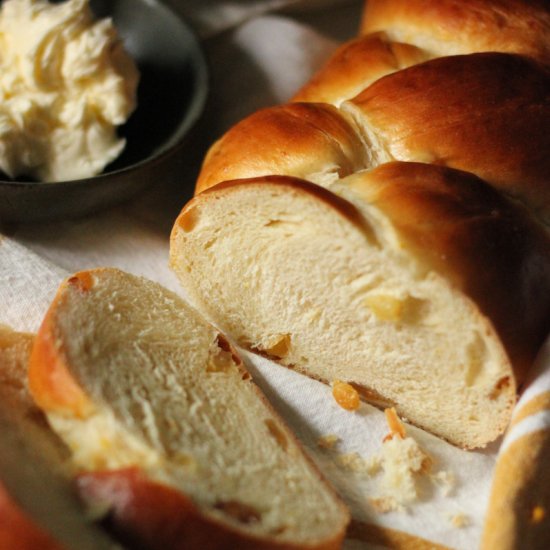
[[292, 33, 429, 105], [195, 103, 366, 195], [77, 468, 346, 550], [361, 0, 550, 63], [350, 53, 550, 221], [482, 429, 550, 549], [346, 162, 550, 385], [196, 53, 550, 223], [28, 275, 95, 419]]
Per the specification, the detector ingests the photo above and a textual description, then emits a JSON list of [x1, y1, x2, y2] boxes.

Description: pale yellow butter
[[0, 0, 139, 181]]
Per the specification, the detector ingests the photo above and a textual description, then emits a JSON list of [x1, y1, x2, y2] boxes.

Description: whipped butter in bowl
[[0, 0, 208, 222], [0, 0, 139, 182]]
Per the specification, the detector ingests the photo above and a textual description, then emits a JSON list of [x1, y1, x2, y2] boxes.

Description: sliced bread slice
[[170, 163, 550, 449], [28, 269, 349, 550], [0, 325, 116, 550]]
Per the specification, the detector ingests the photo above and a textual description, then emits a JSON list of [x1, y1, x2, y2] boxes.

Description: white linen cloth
[[1, 1, 544, 548]]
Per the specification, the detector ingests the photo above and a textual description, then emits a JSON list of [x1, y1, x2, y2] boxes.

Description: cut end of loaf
[[171, 175, 519, 449], [29, 268, 349, 549]]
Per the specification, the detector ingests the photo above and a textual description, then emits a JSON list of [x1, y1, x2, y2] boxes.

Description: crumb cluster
[[317, 407, 469, 522]]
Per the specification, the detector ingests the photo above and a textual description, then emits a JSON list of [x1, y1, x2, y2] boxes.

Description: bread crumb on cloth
[[430, 470, 456, 497], [327, 407, 457, 513], [368, 496, 402, 514], [336, 452, 382, 475]]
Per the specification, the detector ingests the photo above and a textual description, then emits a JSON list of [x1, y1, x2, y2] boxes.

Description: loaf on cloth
[[28, 268, 350, 550], [171, 0, 550, 449]]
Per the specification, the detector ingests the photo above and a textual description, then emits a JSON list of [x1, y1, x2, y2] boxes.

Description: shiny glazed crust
[[349, 52, 550, 220], [195, 103, 366, 195], [360, 0, 550, 61], [196, 52, 550, 223], [292, 33, 429, 105]]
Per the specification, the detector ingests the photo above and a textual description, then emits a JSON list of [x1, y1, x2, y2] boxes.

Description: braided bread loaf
[[171, 0, 550, 449]]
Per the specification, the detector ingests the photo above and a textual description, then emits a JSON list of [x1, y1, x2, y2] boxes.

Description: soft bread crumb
[[366, 455, 383, 475], [336, 452, 369, 473], [336, 452, 381, 475], [317, 434, 340, 450], [431, 470, 456, 497], [33, 269, 350, 545], [47, 407, 162, 473], [368, 496, 401, 514], [372, 408, 432, 504], [172, 174, 522, 449], [329, 409, 456, 513], [378, 433, 432, 504]]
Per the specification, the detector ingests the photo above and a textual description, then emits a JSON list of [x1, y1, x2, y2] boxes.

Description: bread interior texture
[[171, 180, 514, 449], [44, 270, 344, 543]]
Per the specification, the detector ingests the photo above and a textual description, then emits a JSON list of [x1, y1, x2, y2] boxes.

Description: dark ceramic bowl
[[0, 0, 208, 223]]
